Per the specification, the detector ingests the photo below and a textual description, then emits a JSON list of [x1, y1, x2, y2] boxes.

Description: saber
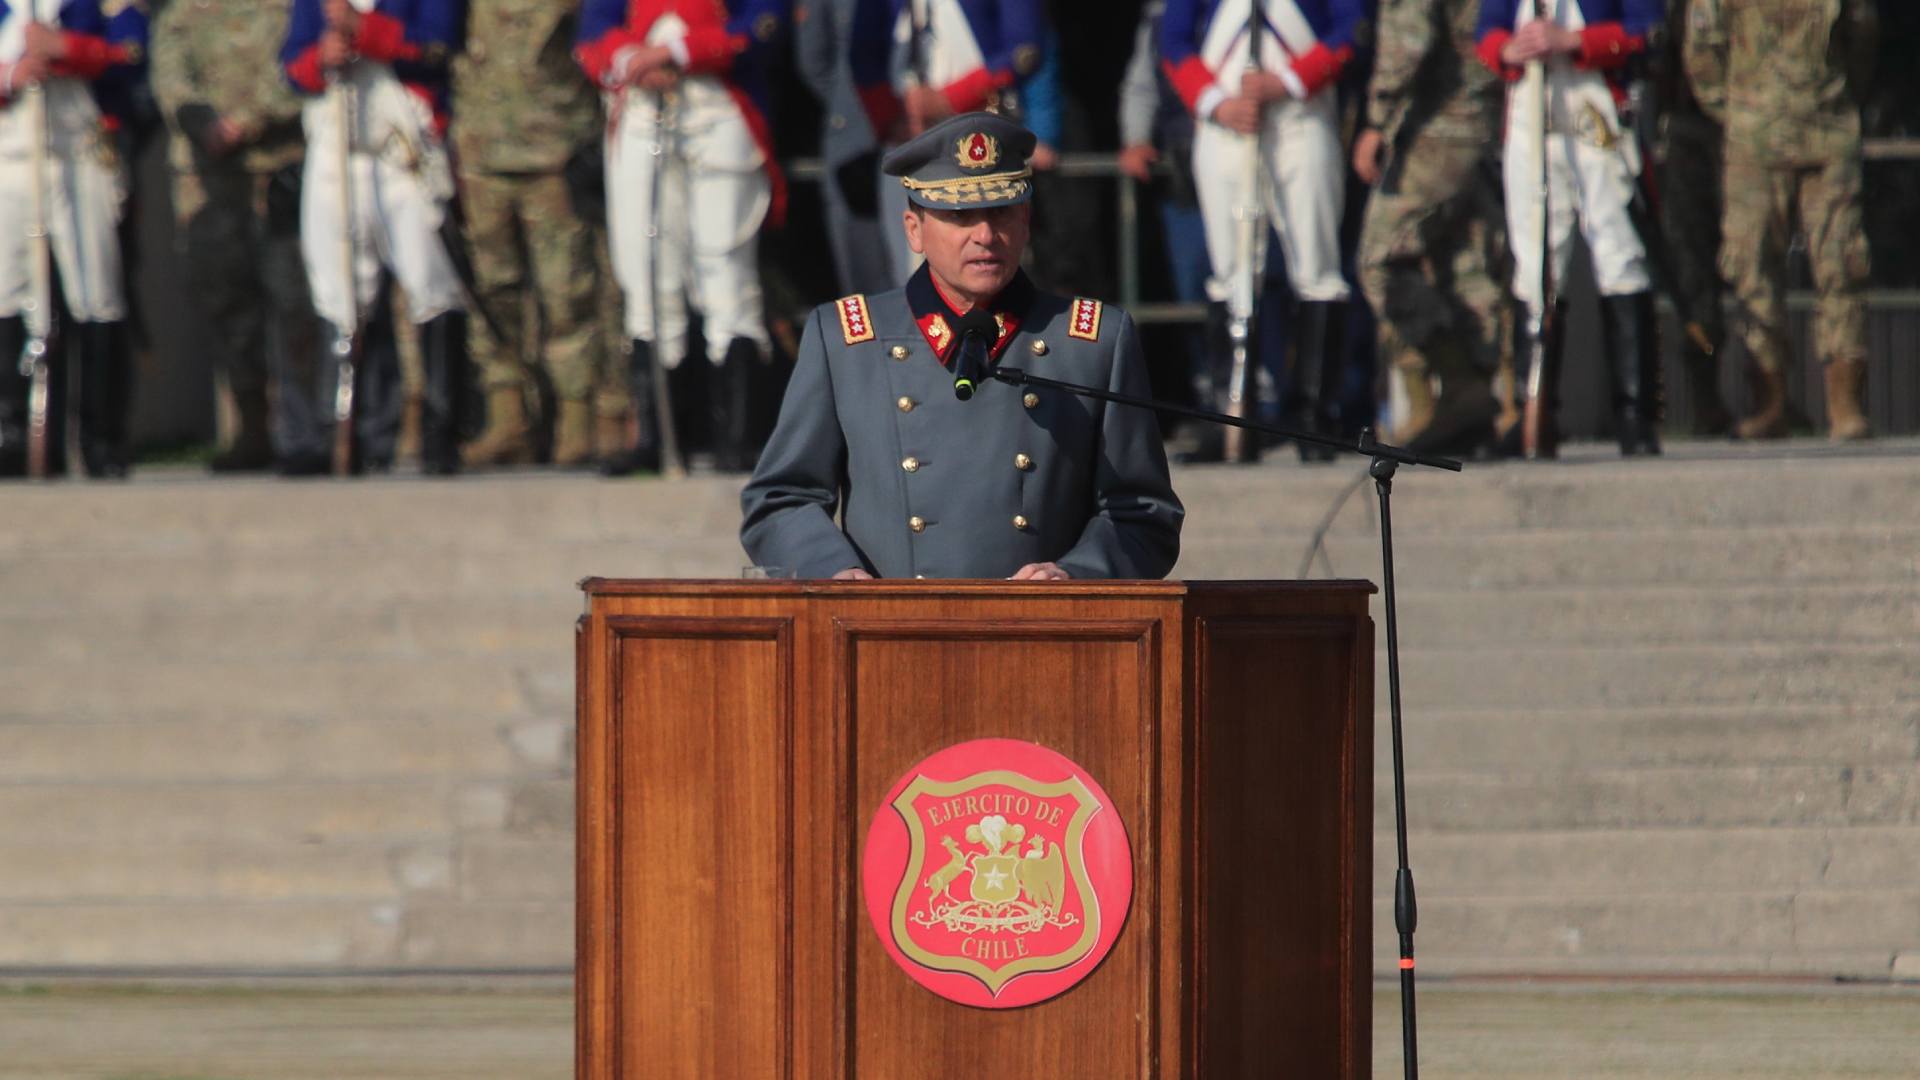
[[1518, 0, 1554, 459], [1222, 6, 1268, 463]]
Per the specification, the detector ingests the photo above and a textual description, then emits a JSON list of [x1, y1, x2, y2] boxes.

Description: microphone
[[952, 336, 989, 401], [950, 309, 999, 401]]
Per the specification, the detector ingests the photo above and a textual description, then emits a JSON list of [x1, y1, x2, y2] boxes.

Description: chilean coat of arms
[[862, 739, 1132, 1009]]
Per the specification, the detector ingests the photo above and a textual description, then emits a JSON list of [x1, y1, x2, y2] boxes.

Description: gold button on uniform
[[1014, 453, 1032, 471], [897, 396, 915, 413], [1012, 515, 1029, 530], [1030, 339, 1049, 356], [1023, 393, 1040, 409], [902, 457, 920, 473], [909, 516, 926, 533], [890, 345, 910, 361]]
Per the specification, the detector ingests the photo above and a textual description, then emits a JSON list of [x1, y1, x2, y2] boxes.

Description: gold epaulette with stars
[[836, 294, 874, 345], [1068, 298, 1103, 342]]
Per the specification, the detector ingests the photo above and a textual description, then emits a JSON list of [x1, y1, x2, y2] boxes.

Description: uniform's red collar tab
[[906, 265, 1032, 366]]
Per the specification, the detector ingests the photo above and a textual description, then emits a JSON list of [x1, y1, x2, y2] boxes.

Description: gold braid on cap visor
[[899, 167, 1034, 205]]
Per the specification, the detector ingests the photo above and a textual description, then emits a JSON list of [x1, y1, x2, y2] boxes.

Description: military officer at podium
[[741, 113, 1183, 581]]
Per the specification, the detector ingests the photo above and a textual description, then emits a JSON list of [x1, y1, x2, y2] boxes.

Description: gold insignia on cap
[[754, 12, 779, 41], [956, 132, 1000, 170]]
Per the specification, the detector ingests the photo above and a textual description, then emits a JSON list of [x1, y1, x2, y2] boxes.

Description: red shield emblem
[[862, 738, 1132, 1008]]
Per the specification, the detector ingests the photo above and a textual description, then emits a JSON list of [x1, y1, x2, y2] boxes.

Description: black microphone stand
[[991, 365, 1457, 1080]]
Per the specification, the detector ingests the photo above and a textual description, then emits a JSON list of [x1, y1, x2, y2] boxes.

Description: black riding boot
[[1600, 292, 1662, 456], [601, 338, 663, 477], [710, 337, 758, 474], [1289, 301, 1345, 463], [76, 320, 132, 478], [0, 317, 25, 476], [418, 311, 466, 475]]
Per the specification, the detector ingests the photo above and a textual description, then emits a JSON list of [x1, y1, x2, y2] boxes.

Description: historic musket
[[1518, 0, 1554, 459], [643, 83, 685, 479], [21, 6, 57, 479], [329, 66, 362, 475]]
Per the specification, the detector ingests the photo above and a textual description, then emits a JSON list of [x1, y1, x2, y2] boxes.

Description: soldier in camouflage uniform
[[1684, 0, 1877, 441], [1352, 0, 1508, 450], [152, 0, 317, 473], [453, 0, 609, 467]]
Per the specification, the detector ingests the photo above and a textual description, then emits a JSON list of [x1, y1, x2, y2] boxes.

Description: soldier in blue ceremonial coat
[[741, 113, 1183, 581], [0, 0, 147, 477]]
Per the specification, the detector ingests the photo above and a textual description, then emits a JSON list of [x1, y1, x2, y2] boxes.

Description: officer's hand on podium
[[1211, 96, 1263, 136], [1117, 143, 1159, 183], [832, 567, 875, 581], [1353, 129, 1384, 185], [1010, 563, 1071, 582]]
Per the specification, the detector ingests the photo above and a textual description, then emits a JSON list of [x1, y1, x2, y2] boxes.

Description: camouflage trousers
[[461, 169, 606, 401], [1357, 133, 1508, 379], [1720, 143, 1871, 371]]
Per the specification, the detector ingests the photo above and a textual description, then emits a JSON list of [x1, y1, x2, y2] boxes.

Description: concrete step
[[7, 455, 1919, 563], [1175, 453, 1920, 537], [0, 598, 587, 667], [1390, 642, 1917, 710], [1382, 705, 1918, 770], [0, 541, 739, 616], [1371, 826, 1920, 899], [0, 781, 462, 845], [1188, 525, 1920, 589], [1389, 763, 1916, 832], [0, 474, 748, 559], [0, 839, 437, 903], [3, 582, 1907, 671], [1381, 583, 1918, 647], [0, 713, 568, 783], [0, 656, 564, 724], [1374, 888, 1920, 976]]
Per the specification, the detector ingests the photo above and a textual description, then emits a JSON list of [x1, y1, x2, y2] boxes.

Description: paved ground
[[3, 980, 1917, 1078]]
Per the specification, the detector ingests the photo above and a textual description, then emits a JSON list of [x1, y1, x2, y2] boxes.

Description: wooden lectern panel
[[833, 613, 1168, 1079], [1191, 611, 1372, 1077], [599, 617, 794, 1080]]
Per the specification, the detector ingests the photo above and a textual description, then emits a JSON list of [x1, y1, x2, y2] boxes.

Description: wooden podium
[[576, 579, 1373, 1079]]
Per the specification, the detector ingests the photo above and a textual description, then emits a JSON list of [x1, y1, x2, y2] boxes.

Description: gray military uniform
[[740, 280, 1183, 580]]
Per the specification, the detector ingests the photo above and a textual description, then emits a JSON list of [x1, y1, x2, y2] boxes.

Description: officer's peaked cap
[[881, 112, 1037, 211]]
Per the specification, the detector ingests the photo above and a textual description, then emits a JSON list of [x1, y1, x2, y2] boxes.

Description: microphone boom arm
[[988, 366, 1462, 473]]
